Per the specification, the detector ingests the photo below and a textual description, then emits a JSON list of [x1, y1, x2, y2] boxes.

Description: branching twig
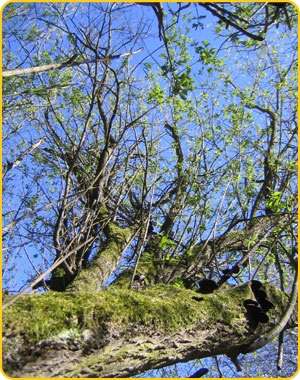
[[3, 138, 46, 179]]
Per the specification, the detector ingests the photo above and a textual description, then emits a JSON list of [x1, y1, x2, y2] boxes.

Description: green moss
[[3, 282, 271, 377], [135, 251, 158, 284], [3, 281, 292, 377], [204, 283, 252, 327], [61, 284, 253, 378], [3, 283, 253, 347], [3, 292, 105, 342]]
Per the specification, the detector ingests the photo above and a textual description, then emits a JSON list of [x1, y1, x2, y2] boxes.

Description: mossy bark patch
[[3, 284, 250, 347], [3, 283, 294, 378]]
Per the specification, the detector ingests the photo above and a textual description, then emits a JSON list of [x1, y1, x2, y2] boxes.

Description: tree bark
[[3, 282, 297, 378]]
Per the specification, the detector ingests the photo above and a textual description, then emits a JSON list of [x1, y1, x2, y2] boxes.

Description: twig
[[2, 48, 143, 78], [2, 236, 95, 310], [2, 138, 46, 179]]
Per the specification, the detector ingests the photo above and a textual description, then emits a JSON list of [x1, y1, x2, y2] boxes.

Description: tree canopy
[[2, 2, 298, 378]]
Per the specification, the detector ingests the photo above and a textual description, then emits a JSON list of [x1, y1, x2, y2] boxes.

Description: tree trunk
[[3, 282, 297, 378]]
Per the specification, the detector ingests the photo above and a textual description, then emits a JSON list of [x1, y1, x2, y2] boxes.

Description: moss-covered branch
[[3, 283, 296, 378]]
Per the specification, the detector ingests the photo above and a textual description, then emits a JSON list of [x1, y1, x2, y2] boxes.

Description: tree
[[2, 3, 298, 378]]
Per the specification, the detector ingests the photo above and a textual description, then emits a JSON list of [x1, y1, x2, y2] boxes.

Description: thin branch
[[2, 48, 143, 78], [217, 213, 294, 287], [277, 331, 284, 370], [2, 236, 95, 310], [199, 3, 264, 41], [2, 138, 46, 179]]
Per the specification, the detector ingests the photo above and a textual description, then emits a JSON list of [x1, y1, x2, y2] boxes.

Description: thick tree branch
[[160, 123, 185, 236], [66, 221, 136, 292], [112, 213, 296, 289], [3, 283, 296, 378]]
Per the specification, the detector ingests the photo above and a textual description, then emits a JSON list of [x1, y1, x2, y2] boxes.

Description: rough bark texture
[[3, 283, 297, 378]]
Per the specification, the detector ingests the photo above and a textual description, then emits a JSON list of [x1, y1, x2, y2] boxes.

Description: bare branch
[[2, 48, 143, 78], [2, 137, 46, 179]]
